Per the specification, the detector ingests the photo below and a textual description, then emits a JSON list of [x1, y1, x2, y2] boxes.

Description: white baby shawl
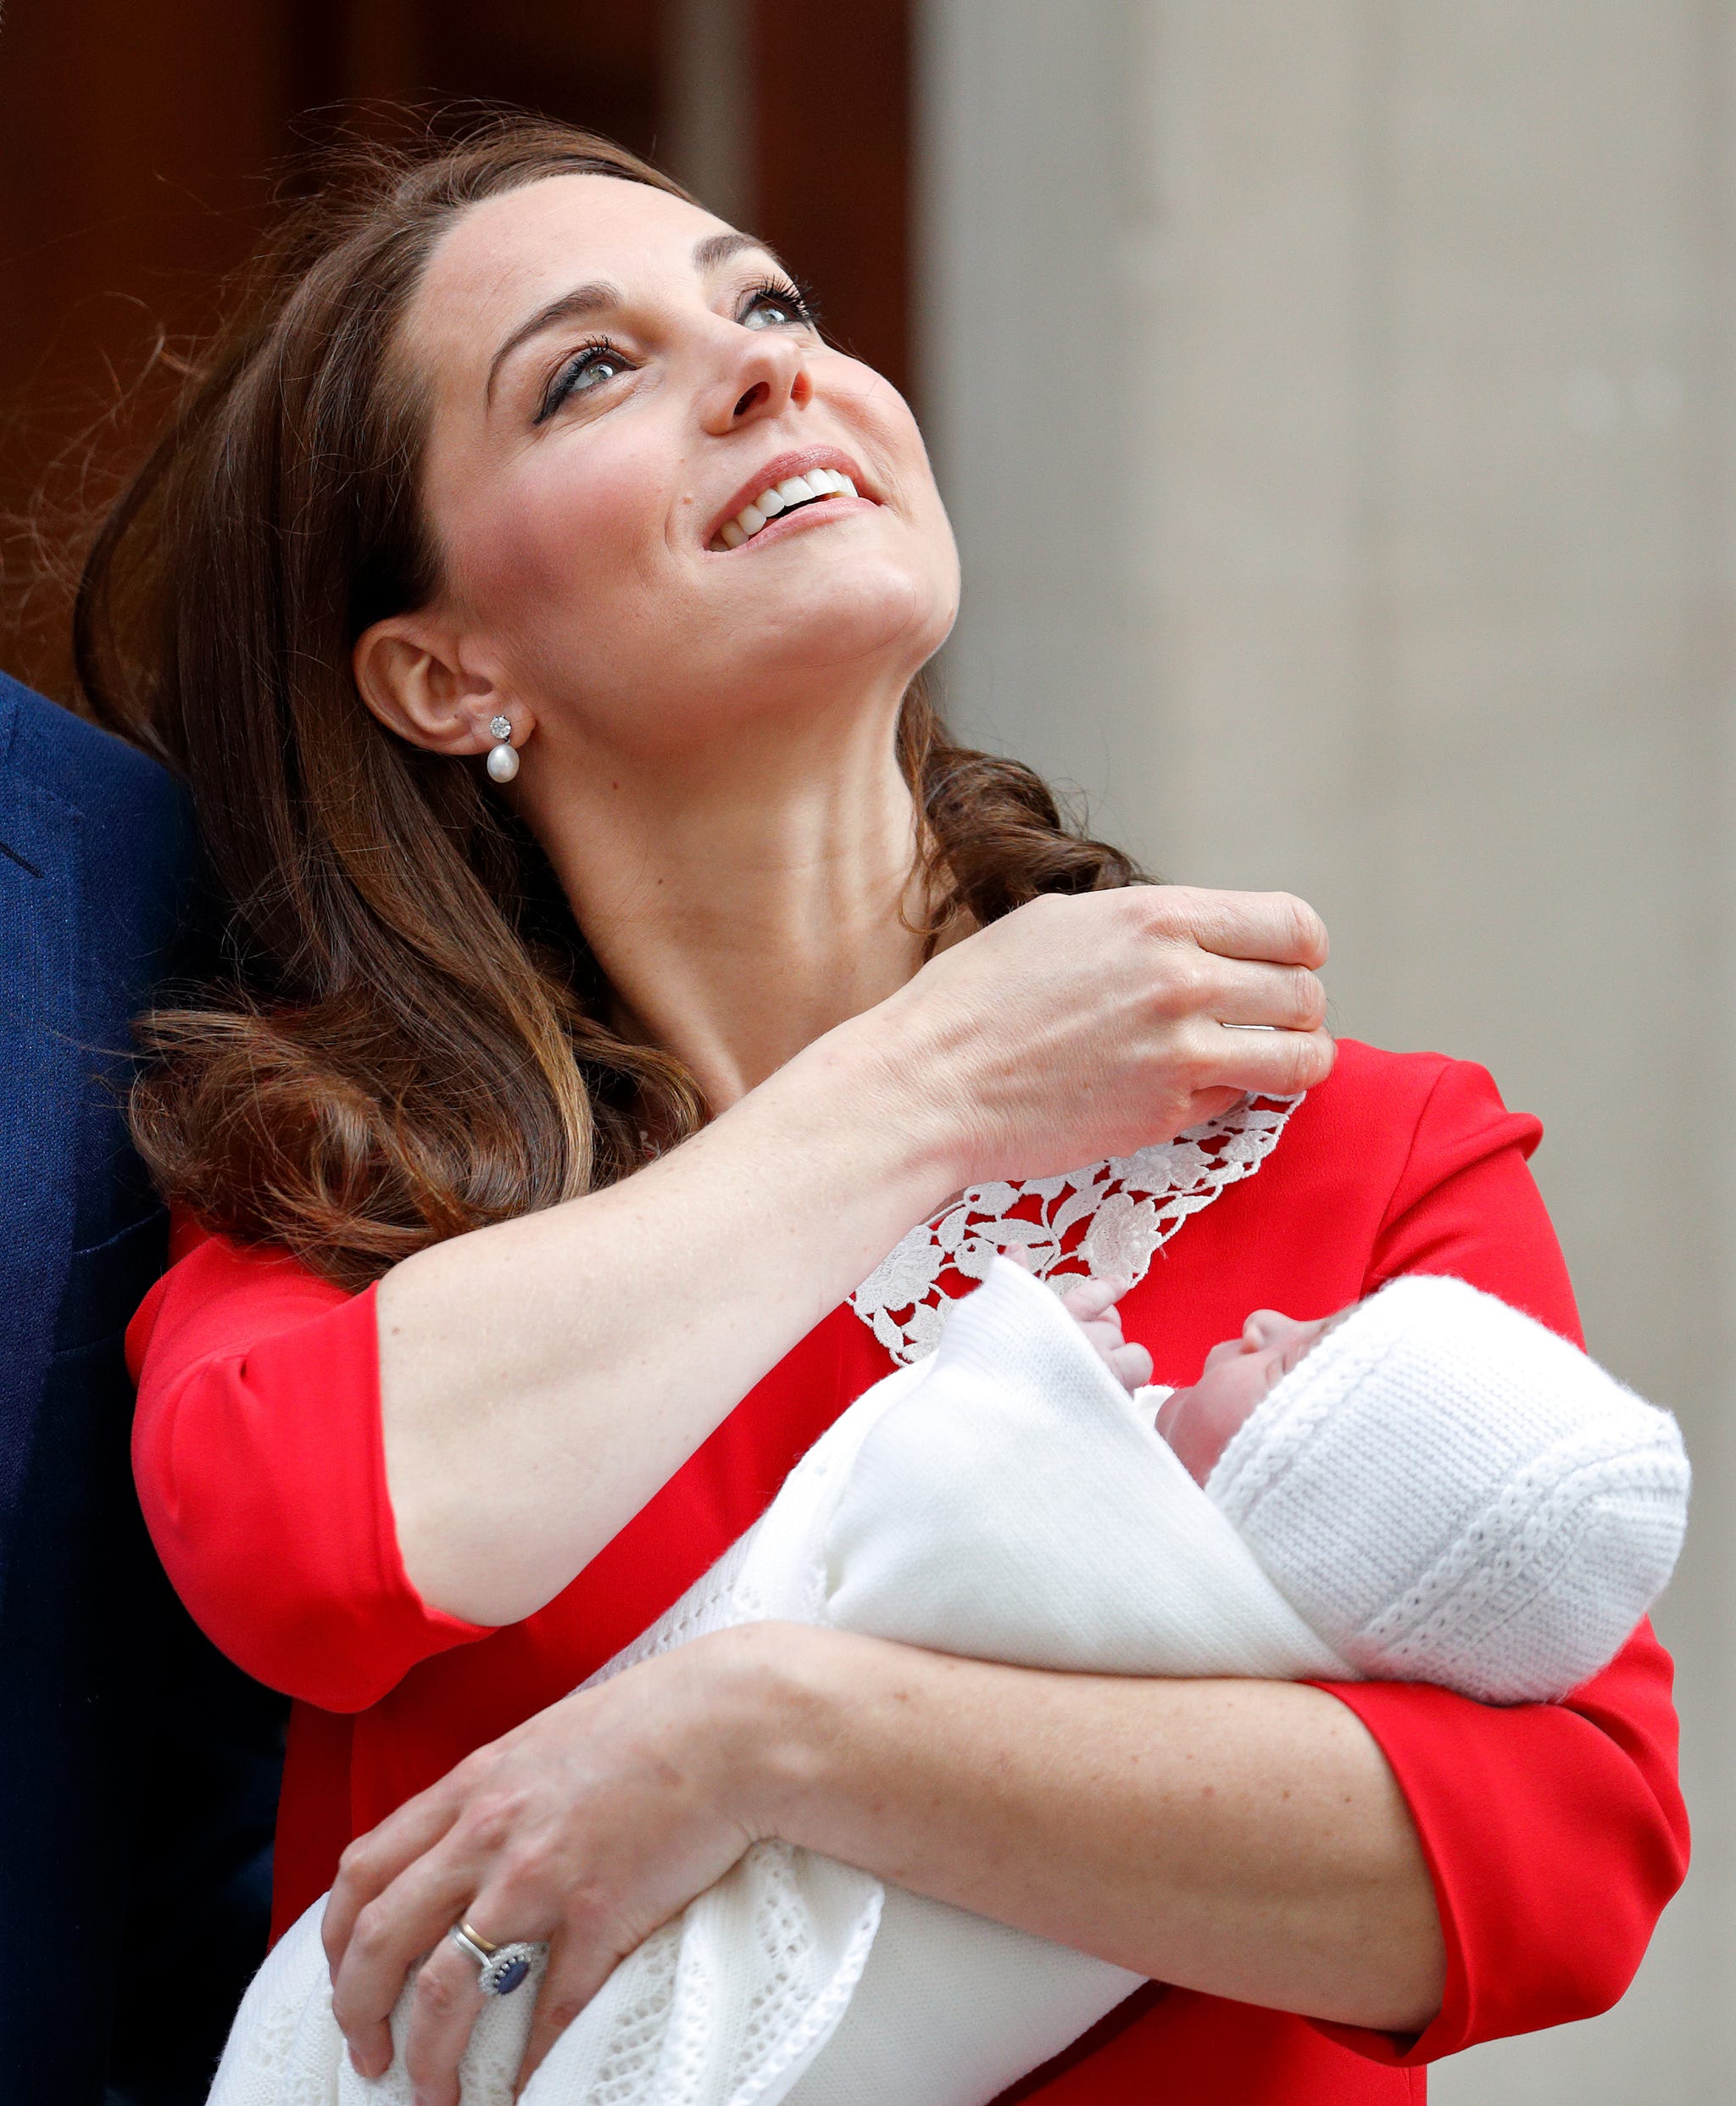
[[208, 1258, 1355, 2106]]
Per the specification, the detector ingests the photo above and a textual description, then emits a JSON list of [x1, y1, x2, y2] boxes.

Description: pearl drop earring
[[486, 713, 520, 783]]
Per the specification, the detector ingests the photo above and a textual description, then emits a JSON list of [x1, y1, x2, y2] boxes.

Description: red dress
[[127, 1040, 1688, 2102]]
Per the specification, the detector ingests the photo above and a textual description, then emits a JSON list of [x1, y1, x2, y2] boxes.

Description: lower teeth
[[716, 493, 834, 550]]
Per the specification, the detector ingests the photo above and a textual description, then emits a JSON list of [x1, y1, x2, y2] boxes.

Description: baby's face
[[1155, 1310, 1340, 1485]]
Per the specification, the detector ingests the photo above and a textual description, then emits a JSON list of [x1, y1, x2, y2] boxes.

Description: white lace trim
[[849, 1095, 1304, 1364]]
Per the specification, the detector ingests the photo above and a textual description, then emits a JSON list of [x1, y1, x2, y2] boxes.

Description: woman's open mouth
[[705, 449, 874, 552]]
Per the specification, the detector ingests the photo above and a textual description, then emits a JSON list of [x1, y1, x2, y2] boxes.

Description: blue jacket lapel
[[0, 686, 81, 1592]]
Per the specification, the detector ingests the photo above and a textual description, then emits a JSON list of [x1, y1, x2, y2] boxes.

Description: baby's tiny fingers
[[1060, 1277, 1127, 1322], [1075, 1320, 1127, 1366], [1107, 1341, 1155, 1394]]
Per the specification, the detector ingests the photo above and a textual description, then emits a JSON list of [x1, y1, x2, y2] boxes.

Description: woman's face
[[394, 173, 960, 762]]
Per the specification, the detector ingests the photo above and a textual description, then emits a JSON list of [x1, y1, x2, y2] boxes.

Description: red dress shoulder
[[126, 1039, 1688, 2102]]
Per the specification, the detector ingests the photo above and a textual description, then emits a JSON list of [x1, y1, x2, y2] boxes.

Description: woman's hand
[[865, 885, 1333, 1189], [322, 1631, 768, 2104]]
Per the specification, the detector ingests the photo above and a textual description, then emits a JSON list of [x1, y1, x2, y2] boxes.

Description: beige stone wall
[[918, 3, 1736, 2092]]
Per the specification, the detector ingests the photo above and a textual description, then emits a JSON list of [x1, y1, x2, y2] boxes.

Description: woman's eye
[[539, 344, 632, 421], [740, 287, 811, 332]]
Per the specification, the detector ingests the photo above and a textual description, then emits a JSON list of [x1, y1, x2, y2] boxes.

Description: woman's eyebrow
[[692, 229, 767, 273], [487, 280, 622, 404]]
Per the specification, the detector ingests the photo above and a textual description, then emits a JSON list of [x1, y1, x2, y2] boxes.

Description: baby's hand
[[1057, 1275, 1155, 1395]]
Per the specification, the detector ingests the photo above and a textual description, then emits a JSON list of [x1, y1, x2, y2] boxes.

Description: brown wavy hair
[[75, 114, 1143, 1292]]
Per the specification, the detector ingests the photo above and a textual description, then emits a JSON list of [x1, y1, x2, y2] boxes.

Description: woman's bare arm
[[747, 1629, 1444, 2030], [381, 887, 1333, 1624], [324, 1627, 1440, 2099]]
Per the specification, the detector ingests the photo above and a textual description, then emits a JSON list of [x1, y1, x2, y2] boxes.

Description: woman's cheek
[[472, 444, 659, 621]]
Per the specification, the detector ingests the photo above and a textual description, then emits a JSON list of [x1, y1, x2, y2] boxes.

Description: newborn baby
[[213, 1264, 1689, 2106], [1068, 1267, 1689, 1703]]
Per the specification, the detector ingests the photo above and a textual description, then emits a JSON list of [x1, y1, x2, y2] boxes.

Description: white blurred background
[[917, 8, 1734, 2096]]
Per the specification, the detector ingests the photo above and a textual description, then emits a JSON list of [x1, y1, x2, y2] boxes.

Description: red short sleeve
[[127, 1224, 488, 1711], [1309, 1056, 1689, 2061], [1360, 1054, 1579, 1335]]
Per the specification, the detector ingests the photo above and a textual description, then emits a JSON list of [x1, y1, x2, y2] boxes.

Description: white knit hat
[[1202, 1275, 1690, 1702]]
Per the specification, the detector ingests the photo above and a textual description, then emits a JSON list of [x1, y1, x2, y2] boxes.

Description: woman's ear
[[353, 615, 526, 756]]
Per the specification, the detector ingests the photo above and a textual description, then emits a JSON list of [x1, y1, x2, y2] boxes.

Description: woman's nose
[[699, 327, 812, 436]]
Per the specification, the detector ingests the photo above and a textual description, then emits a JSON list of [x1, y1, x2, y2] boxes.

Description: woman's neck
[[519, 686, 934, 1110]]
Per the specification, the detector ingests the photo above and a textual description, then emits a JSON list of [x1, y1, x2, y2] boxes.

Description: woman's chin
[[749, 554, 954, 677]]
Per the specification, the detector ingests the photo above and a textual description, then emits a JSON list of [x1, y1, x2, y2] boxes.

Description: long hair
[[75, 114, 1143, 1293]]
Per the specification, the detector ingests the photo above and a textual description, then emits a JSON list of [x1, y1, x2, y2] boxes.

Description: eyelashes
[[533, 276, 821, 423], [535, 337, 630, 423], [739, 274, 822, 331]]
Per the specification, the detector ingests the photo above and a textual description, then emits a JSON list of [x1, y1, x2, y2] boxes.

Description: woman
[[90, 122, 1684, 2105]]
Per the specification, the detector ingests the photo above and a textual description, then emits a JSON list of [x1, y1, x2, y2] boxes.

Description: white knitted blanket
[[208, 1258, 1356, 2106]]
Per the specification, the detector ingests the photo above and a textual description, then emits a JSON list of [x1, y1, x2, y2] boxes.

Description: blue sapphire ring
[[451, 1920, 538, 1997]]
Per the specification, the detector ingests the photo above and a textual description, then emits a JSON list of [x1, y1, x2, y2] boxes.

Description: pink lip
[[704, 445, 876, 549]]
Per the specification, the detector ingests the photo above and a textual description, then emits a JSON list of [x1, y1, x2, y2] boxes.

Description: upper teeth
[[715, 468, 860, 549]]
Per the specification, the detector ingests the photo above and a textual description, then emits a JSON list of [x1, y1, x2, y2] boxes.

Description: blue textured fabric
[[0, 676, 284, 2105]]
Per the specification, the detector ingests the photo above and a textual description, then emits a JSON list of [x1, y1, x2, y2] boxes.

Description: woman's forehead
[[409, 174, 736, 378]]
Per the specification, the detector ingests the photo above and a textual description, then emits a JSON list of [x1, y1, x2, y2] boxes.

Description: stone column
[[661, 0, 754, 221], [917, 3, 1736, 2095]]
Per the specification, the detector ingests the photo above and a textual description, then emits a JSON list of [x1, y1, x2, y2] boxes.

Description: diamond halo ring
[[450, 1919, 540, 1997]]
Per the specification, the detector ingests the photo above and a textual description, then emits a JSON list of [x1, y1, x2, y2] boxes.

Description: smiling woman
[[81, 125, 1119, 1279], [81, 114, 1682, 2106]]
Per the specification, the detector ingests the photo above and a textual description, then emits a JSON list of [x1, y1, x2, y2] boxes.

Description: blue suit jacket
[[0, 675, 283, 2104]]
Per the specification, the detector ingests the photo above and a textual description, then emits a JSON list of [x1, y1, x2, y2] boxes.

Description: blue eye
[[739, 279, 818, 332], [570, 348, 626, 389], [537, 341, 632, 421]]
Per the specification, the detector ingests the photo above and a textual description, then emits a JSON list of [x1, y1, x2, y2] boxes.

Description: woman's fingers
[[336, 2001, 396, 2085], [1134, 897, 1332, 1095], [895, 883, 1337, 1184], [398, 1936, 491, 2106], [322, 1783, 469, 2079], [1185, 1019, 1336, 1101], [315, 1644, 771, 2097], [1202, 957, 1329, 1034], [512, 1936, 623, 2097], [325, 1781, 464, 1973], [1148, 885, 1329, 970], [1162, 1007, 1335, 1145], [331, 1838, 484, 2078]]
